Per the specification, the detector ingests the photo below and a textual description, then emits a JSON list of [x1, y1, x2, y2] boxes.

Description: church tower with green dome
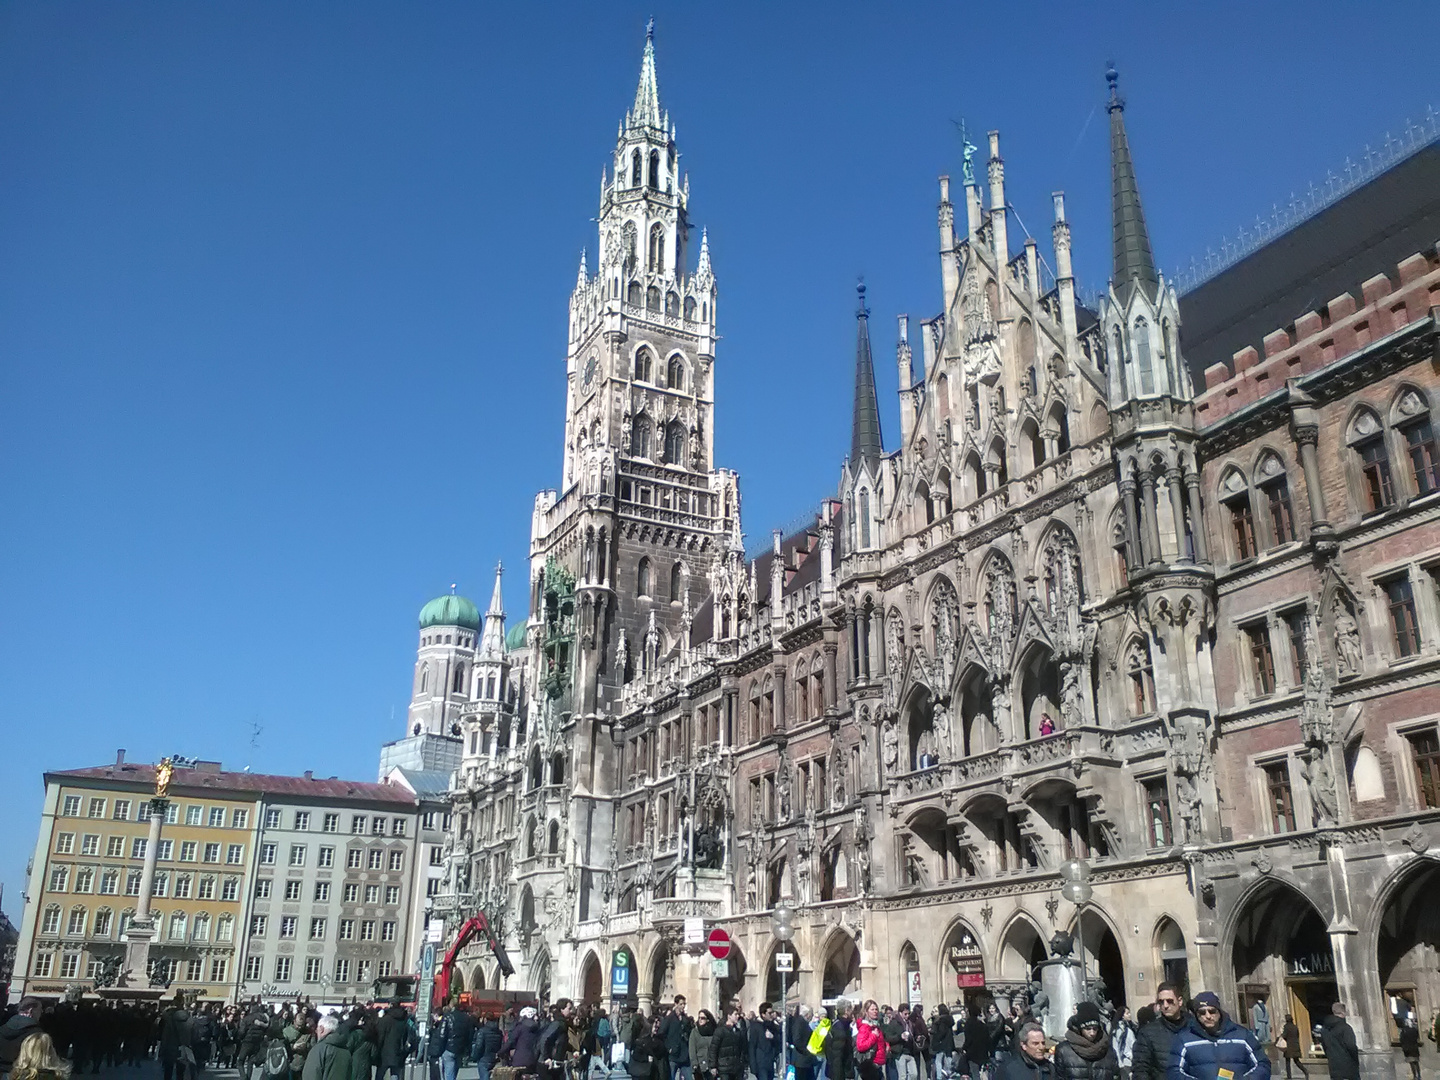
[[406, 587, 480, 743]]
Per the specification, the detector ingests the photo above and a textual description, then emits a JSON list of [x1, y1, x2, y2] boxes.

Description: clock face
[[584, 355, 598, 388]]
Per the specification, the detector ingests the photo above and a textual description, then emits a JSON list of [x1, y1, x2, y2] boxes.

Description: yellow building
[[16, 755, 258, 1001]]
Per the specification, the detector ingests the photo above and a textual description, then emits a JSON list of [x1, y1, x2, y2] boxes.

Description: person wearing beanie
[[1167, 993, 1268, 1080], [1053, 1002, 1118, 1080]]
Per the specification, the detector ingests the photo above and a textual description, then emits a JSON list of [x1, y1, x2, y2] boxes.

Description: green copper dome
[[418, 594, 481, 632], [504, 621, 528, 652]]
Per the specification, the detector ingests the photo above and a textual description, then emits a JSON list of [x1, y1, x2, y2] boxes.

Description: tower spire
[[479, 562, 506, 660], [1107, 64, 1159, 305], [629, 20, 662, 130], [850, 281, 883, 470]]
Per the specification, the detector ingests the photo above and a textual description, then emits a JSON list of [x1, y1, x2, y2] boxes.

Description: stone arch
[[1069, 904, 1129, 1008], [904, 685, 939, 771], [469, 963, 487, 992], [449, 965, 466, 998], [1226, 877, 1335, 1036], [1017, 641, 1061, 741], [1152, 915, 1190, 997], [579, 950, 603, 1005], [1368, 855, 1440, 1006], [957, 664, 999, 756], [1020, 415, 1045, 473], [646, 938, 676, 1002], [939, 917, 988, 1001], [718, 940, 748, 1008], [997, 911, 1048, 982], [763, 938, 801, 1004], [926, 574, 960, 657], [821, 927, 862, 1000], [530, 946, 552, 1001]]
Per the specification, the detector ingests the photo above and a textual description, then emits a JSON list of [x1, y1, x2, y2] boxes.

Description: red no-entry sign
[[708, 928, 731, 960]]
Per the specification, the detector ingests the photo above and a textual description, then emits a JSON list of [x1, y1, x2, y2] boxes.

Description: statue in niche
[[693, 823, 723, 870], [1303, 750, 1340, 826], [882, 718, 900, 774], [1060, 661, 1083, 727], [1333, 600, 1362, 677], [933, 699, 954, 760], [1174, 771, 1202, 843], [777, 764, 793, 822]]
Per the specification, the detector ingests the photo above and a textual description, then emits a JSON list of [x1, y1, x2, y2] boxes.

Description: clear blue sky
[[0, 1, 1432, 905]]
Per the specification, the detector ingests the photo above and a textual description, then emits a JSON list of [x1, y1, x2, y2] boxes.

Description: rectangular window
[[392, 818, 407, 838], [347, 848, 363, 869], [323, 813, 339, 834], [126, 871, 142, 895], [1264, 762, 1296, 833], [343, 883, 359, 903], [49, 866, 69, 891], [1360, 438, 1395, 510], [154, 872, 170, 897], [372, 816, 386, 836], [338, 918, 355, 940], [1264, 479, 1295, 544], [250, 915, 268, 936], [428, 846, 443, 867], [334, 958, 350, 983], [260, 843, 277, 865], [222, 877, 239, 901], [385, 885, 400, 905], [113, 800, 131, 821], [421, 811, 437, 831], [381, 921, 396, 942], [56, 833, 75, 854], [31, 952, 52, 978], [203, 843, 220, 863], [358, 960, 372, 982], [131, 838, 147, 859], [315, 882, 331, 902], [165, 803, 179, 824], [197, 876, 215, 900], [1386, 576, 1422, 657], [1227, 495, 1256, 560], [360, 920, 376, 941], [379, 960, 392, 977], [100, 871, 118, 895], [62, 795, 81, 816], [255, 878, 273, 899], [106, 836, 124, 857], [284, 879, 302, 901], [310, 918, 326, 940], [59, 954, 80, 979], [427, 878, 440, 897], [88, 797, 106, 818], [294, 812, 310, 831], [367, 849, 383, 870], [351, 815, 366, 834], [1245, 622, 1276, 695], [179, 841, 197, 862], [1284, 608, 1311, 685], [1409, 728, 1440, 809], [388, 850, 403, 872], [288, 844, 306, 867], [265, 808, 281, 829], [186, 805, 202, 826], [227, 844, 243, 864], [274, 956, 292, 983], [304, 957, 323, 983], [279, 916, 297, 939], [365, 884, 380, 904], [81, 833, 99, 856], [1405, 420, 1440, 495], [318, 846, 334, 868], [245, 956, 262, 981], [232, 809, 248, 829], [185, 957, 203, 982], [208, 807, 225, 827], [157, 839, 174, 860], [210, 958, 228, 983]]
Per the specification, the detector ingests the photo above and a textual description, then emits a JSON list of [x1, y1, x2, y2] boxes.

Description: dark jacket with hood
[[159, 1008, 195, 1062], [501, 1016, 543, 1071], [998, 1049, 1056, 1080], [708, 1021, 748, 1078], [303, 1031, 354, 1080], [964, 1016, 992, 1065], [378, 1010, 414, 1068], [825, 1017, 854, 1080], [1053, 1022, 1119, 1080], [1315, 1015, 1359, 1080], [0, 1014, 41, 1071], [930, 1012, 956, 1055], [1167, 1014, 1269, 1080], [1133, 1014, 1188, 1080]]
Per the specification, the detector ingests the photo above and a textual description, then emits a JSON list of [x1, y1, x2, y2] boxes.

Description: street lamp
[[771, 904, 795, 1080], [1058, 859, 1093, 1001]]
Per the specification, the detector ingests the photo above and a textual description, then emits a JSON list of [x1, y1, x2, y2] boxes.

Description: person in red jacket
[[855, 1002, 888, 1080]]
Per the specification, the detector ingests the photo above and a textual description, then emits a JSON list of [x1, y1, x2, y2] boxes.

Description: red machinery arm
[[434, 910, 514, 1006]]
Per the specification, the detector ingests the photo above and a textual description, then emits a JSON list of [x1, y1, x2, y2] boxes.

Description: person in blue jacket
[[1167, 993, 1269, 1080]]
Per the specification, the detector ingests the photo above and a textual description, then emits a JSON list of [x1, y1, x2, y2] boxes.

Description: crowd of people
[[0, 984, 1419, 1080]]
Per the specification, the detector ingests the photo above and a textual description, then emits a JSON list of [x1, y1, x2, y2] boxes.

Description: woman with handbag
[[854, 1002, 888, 1080], [1277, 1016, 1304, 1080]]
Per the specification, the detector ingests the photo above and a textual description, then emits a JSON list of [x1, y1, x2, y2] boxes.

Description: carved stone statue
[[1060, 662, 1083, 727], [693, 824, 723, 870], [882, 718, 900, 775], [1174, 771, 1202, 843], [1333, 601, 1362, 676], [777, 765, 792, 822], [1303, 750, 1340, 826]]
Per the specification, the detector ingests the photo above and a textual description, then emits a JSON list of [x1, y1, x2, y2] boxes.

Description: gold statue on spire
[[154, 757, 174, 799]]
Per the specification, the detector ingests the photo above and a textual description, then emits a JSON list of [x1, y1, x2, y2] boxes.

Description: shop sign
[[611, 950, 631, 997], [948, 933, 986, 988], [1287, 950, 1334, 977]]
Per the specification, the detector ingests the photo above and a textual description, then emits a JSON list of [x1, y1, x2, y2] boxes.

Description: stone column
[[1288, 384, 1333, 536], [1185, 471, 1208, 563], [823, 644, 839, 713], [1119, 475, 1142, 570], [124, 797, 168, 985], [1139, 472, 1164, 567], [1167, 466, 1190, 561]]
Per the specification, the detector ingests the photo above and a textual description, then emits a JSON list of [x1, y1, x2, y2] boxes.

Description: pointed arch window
[[664, 420, 686, 465], [648, 223, 666, 273], [1134, 317, 1154, 395], [631, 150, 642, 186], [1348, 409, 1394, 511], [452, 664, 466, 693], [631, 415, 652, 458], [916, 481, 933, 526], [626, 281, 643, 307], [637, 557, 651, 598], [1255, 455, 1295, 546], [648, 150, 660, 190], [1112, 328, 1128, 395], [1218, 468, 1256, 560], [1126, 639, 1155, 716], [669, 562, 683, 602], [667, 355, 685, 391], [419, 664, 429, 694], [634, 347, 653, 382], [1395, 390, 1440, 495], [646, 285, 661, 312], [858, 489, 872, 549]]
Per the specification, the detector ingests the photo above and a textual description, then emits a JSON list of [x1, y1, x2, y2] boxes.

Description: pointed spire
[[629, 20, 662, 130], [479, 562, 506, 660], [577, 248, 588, 287], [696, 228, 711, 276], [850, 281, 884, 470], [1107, 64, 1159, 305]]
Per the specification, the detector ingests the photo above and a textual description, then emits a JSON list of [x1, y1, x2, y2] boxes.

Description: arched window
[[664, 420, 686, 465], [963, 452, 985, 502], [452, 664, 466, 693], [810, 655, 825, 719], [648, 150, 660, 189], [419, 664, 429, 694], [217, 914, 234, 942], [1394, 388, 1440, 495], [669, 562, 683, 602], [989, 438, 1009, 488], [548, 820, 561, 855], [100, 870, 118, 895], [631, 415, 652, 458], [1348, 408, 1394, 511], [858, 489, 872, 549], [683, 296, 697, 320], [637, 557, 651, 597], [634, 347, 653, 382], [1134, 317, 1154, 395], [667, 355, 685, 391], [916, 481, 933, 525], [665, 291, 679, 317], [168, 912, 187, 941], [648, 223, 666, 272], [646, 285, 661, 312], [630, 150, 642, 186], [749, 682, 762, 741], [1218, 467, 1255, 560], [94, 908, 113, 937], [936, 374, 950, 422], [1022, 418, 1045, 473], [627, 281, 643, 307], [1255, 453, 1295, 547], [1127, 639, 1155, 716], [66, 907, 86, 936], [551, 753, 566, 786], [1112, 328, 1127, 396], [525, 819, 539, 859], [1051, 403, 1071, 453]]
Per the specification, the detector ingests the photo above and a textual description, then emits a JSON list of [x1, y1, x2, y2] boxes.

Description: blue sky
[[0, 1, 1432, 904]]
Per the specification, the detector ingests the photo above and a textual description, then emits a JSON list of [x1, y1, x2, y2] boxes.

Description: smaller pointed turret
[[697, 228, 712, 276], [577, 249, 588, 288], [1107, 65, 1159, 305], [850, 282, 884, 471], [479, 563, 507, 661]]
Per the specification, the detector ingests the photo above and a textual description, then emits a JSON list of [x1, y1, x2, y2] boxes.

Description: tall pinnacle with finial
[[629, 19, 663, 130], [479, 562, 506, 660], [850, 281, 884, 470], [1107, 64, 1159, 305]]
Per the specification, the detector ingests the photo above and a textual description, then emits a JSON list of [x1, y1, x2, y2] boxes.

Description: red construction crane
[[434, 909, 515, 1007]]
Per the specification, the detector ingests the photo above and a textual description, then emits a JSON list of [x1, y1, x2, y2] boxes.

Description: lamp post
[[770, 903, 794, 1080], [1058, 859, 1093, 1002]]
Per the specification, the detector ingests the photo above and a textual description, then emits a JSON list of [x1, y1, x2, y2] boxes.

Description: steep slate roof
[[51, 762, 416, 806], [1179, 141, 1440, 380]]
